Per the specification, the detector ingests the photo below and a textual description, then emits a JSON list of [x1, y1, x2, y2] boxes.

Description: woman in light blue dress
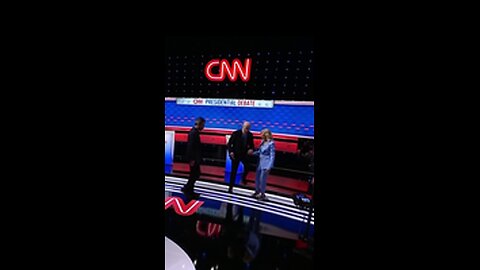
[[252, 129, 275, 201]]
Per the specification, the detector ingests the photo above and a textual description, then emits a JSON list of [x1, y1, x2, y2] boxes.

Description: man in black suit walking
[[227, 121, 255, 193], [182, 117, 206, 197]]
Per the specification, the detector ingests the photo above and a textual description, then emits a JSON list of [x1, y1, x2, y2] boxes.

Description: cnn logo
[[165, 196, 204, 216], [205, 58, 252, 82]]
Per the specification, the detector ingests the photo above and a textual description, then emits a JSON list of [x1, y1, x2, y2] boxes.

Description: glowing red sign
[[165, 196, 204, 216], [204, 58, 252, 82]]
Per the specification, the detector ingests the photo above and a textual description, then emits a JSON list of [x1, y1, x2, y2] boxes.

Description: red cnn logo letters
[[205, 58, 252, 82], [165, 196, 204, 216]]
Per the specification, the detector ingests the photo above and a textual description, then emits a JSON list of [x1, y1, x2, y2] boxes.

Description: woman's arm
[[253, 141, 263, 156], [266, 142, 275, 170]]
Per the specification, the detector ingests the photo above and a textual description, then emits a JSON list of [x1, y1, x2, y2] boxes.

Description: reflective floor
[[165, 177, 314, 270], [165, 237, 195, 270]]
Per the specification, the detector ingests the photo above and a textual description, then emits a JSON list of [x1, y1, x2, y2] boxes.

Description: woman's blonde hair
[[261, 128, 273, 141]]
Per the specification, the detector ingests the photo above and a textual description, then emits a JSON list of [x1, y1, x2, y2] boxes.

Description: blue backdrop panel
[[165, 100, 314, 137], [165, 131, 175, 174]]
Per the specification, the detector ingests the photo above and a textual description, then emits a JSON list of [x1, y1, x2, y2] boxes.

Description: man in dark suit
[[227, 121, 254, 193], [182, 117, 206, 197]]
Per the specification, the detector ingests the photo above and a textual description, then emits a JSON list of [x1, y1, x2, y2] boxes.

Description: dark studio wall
[[165, 36, 315, 101]]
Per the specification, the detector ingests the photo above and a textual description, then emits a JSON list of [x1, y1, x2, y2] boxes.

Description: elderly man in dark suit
[[181, 117, 206, 197], [227, 121, 254, 193]]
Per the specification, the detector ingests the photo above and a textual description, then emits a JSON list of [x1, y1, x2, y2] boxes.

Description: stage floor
[[169, 162, 311, 196], [165, 176, 314, 270]]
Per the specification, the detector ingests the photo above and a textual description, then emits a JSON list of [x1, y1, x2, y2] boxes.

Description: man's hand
[[229, 152, 235, 160], [189, 160, 196, 167], [247, 149, 254, 155]]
